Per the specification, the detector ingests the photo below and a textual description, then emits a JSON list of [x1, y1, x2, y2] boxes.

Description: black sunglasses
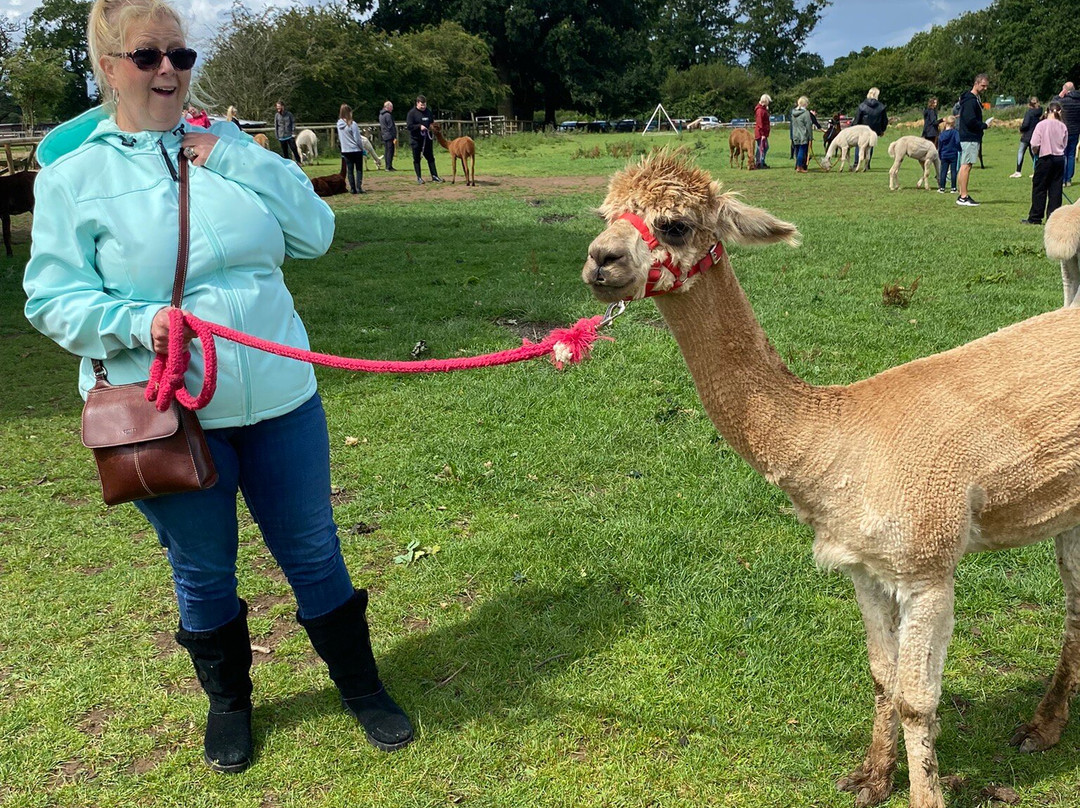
[[112, 47, 197, 71]]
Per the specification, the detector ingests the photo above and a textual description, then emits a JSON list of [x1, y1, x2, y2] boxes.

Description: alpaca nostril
[[592, 266, 607, 285]]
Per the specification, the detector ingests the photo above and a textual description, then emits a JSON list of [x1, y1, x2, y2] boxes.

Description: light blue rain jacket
[[24, 107, 335, 429]]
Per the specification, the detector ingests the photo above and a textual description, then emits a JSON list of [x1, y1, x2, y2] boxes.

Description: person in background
[[185, 104, 210, 128], [753, 94, 771, 169], [1022, 99, 1067, 225], [956, 73, 990, 206], [823, 113, 842, 151], [405, 95, 442, 184], [379, 101, 397, 171], [224, 105, 242, 131], [937, 117, 961, 193], [791, 96, 813, 174], [1011, 97, 1042, 179], [337, 103, 365, 194], [24, 0, 414, 774], [853, 87, 887, 169], [274, 99, 302, 164], [1057, 82, 1080, 186], [922, 97, 940, 147]]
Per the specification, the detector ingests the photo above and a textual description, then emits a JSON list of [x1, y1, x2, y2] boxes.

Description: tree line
[[2, 0, 1079, 129]]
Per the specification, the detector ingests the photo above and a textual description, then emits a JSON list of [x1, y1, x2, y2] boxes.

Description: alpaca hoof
[[838, 768, 892, 806], [1010, 721, 1062, 753]]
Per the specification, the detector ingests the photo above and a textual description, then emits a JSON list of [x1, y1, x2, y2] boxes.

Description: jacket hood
[[792, 107, 809, 119], [36, 105, 186, 167], [862, 98, 884, 111]]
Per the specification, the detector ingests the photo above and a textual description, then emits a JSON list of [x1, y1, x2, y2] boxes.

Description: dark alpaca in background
[[310, 158, 347, 197], [0, 171, 37, 256]]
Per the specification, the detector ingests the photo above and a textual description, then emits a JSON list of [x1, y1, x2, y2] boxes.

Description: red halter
[[617, 212, 725, 298]]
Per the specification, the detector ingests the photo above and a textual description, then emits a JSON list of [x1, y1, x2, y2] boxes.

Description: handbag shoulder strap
[[93, 149, 190, 381]]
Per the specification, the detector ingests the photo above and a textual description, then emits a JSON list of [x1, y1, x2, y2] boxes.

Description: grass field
[[1, 126, 1078, 807]]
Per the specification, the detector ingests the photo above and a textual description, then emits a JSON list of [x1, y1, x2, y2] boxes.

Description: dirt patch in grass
[[79, 707, 115, 737], [49, 759, 95, 786], [126, 743, 180, 776], [403, 616, 431, 633], [320, 172, 608, 208], [494, 317, 567, 342]]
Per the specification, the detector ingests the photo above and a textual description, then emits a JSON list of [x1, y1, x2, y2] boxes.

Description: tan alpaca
[[431, 122, 476, 186], [887, 136, 940, 191], [1045, 201, 1080, 307], [728, 127, 753, 170], [820, 124, 877, 172], [581, 151, 1080, 808]]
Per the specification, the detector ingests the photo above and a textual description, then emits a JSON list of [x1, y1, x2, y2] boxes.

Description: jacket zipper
[[158, 138, 179, 181]]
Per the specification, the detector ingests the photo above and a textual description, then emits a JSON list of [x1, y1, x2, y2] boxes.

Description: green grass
[[2, 128, 1078, 807]]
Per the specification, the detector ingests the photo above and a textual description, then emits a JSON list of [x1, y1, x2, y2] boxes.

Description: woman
[[24, 0, 413, 773], [791, 96, 813, 174], [225, 104, 242, 130], [922, 97, 940, 147], [753, 94, 771, 169], [336, 103, 365, 194], [1012, 96, 1042, 178], [1022, 99, 1067, 225]]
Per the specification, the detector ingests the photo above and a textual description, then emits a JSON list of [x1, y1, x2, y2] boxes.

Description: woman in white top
[[336, 103, 365, 194]]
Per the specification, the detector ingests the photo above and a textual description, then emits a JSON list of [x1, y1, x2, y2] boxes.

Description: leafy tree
[[735, 0, 829, 85], [24, 0, 93, 118], [661, 62, 768, 119], [5, 46, 70, 131], [393, 23, 505, 116], [649, 0, 738, 71], [0, 16, 23, 123]]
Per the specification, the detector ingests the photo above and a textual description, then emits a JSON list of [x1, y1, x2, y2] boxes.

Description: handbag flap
[[82, 381, 181, 448]]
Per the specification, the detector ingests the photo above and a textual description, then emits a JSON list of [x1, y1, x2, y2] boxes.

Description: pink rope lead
[[145, 307, 611, 412]]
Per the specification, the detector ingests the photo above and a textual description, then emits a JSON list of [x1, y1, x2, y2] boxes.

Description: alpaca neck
[[653, 259, 836, 487], [435, 130, 450, 149]]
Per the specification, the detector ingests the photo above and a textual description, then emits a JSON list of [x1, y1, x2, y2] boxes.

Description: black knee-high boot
[[175, 601, 254, 773], [298, 589, 414, 751]]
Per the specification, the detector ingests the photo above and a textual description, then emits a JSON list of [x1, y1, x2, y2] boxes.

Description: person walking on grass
[[853, 87, 887, 169], [337, 103, 365, 194], [922, 96, 941, 147], [1012, 96, 1042, 178], [937, 116, 960, 193], [956, 73, 990, 206], [405, 95, 442, 184], [1058, 82, 1080, 186], [379, 100, 397, 171], [791, 97, 813, 174], [274, 99, 302, 164], [753, 94, 771, 169], [24, 0, 414, 775], [1021, 100, 1067, 225]]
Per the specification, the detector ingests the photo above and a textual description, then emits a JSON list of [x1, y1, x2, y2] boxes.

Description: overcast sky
[[8, 0, 995, 66]]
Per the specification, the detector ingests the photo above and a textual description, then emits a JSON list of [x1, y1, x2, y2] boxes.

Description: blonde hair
[[226, 105, 238, 121], [759, 94, 771, 105], [942, 115, 955, 129], [339, 103, 353, 123], [797, 96, 809, 108], [88, 0, 186, 111], [867, 87, 880, 100]]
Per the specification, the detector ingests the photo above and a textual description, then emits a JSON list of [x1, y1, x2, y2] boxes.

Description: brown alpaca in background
[[0, 170, 36, 256], [431, 122, 476, 186], [310, 157, 347, 197], [728, 128, 753, 170]]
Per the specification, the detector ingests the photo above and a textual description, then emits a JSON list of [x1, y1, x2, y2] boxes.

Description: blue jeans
[[755, 137, 769, 166], [794, 143, 808, 169], [1066, 131, 1079, 184], [939, 156, 959, 190], [136, 393, 354, 632]]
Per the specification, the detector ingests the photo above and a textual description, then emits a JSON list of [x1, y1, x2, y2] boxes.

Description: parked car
[[557, 120, 580, 132], [993, 95, 1016, 107], [586, 120, 609, 133], [697, 116, 721, 129], [728, 118, 750, 128], [839, 114, 853, 128], [769, 114, 786, 124], [614, 118, 639, 132]]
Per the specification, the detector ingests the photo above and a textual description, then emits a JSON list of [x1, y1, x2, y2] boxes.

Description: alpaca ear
[[712, 191, 801, 248]]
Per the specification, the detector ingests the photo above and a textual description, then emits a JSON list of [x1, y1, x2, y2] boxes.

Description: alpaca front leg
[[896, 583, 956, 808], [838, 572, 900, 807], [1012, 527, 1080, 751]]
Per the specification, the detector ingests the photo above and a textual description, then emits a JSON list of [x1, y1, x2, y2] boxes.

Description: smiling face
[[101, 14, 190, 132]]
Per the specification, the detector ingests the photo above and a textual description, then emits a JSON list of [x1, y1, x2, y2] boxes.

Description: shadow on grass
[[260, 576, 641, 737]]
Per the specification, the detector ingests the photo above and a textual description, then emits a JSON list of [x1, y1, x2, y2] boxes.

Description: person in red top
[[753, 94, 772, 169], [184, 105, 211, 128]]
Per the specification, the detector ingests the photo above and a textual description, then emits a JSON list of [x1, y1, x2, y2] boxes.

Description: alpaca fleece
[[582, 150, 1080, 808]]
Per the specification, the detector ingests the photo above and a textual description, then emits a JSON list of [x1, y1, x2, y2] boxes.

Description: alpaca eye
[[657, 220, 691, 241]]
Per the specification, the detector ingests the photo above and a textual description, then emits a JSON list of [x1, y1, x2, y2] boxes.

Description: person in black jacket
[[378, 101, 397, 171], [956, 73, 990, 206], [1012, 96, 1042, 178], [404, 95, 442, 184], [1057, 82, 1080, 186], [922, 97, 940, 146], [852, 87, 887, 168]]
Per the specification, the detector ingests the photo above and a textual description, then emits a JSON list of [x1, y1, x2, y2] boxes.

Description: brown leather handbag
[[81, 151, 218, 505]]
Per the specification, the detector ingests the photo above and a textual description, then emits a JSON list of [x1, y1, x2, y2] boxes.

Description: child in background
[[937, 117, 960, 193]]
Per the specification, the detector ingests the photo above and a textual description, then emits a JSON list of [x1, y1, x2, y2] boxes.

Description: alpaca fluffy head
[[583, 149, 800, 302], [1046, 201, 1080, 262]]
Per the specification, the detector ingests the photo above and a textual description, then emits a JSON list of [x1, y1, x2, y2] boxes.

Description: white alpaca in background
[[819, 125, 877, 173], [888, 136, 941, 190], [296, 129, 319, 165]]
